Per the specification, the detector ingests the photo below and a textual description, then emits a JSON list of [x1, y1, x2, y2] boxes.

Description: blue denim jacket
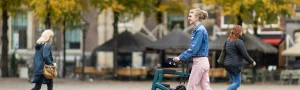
[[179, 24, 209, 60], [33, 43, 54, 75]]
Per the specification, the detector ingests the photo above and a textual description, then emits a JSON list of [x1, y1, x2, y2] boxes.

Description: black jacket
[[224, 37, 254, 75]]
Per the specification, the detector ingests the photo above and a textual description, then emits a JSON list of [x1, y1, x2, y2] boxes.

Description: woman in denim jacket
[[173, 8, 212, 90], [224, 25, 256, 90], [31, 29, 54, 90]]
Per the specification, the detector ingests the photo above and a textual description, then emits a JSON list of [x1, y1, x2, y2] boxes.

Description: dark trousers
[[32, 83, 53, 90], [31, 75, 53, 90]]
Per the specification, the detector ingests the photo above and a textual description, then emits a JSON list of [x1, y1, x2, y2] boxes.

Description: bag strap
[[224, 41, 227, 48], [222, 40, 227, 51], [42, 43, 47, 64]]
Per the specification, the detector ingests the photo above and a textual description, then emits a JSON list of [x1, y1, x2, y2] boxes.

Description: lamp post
[[81, 20, 89, 80]]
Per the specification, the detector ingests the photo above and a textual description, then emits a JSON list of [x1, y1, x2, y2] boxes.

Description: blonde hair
[[36, 29, 54, 44], [190, 8, 208, 20]]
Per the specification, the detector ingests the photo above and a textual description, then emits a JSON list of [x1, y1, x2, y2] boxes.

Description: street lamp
[[80, 20, 89, 80]]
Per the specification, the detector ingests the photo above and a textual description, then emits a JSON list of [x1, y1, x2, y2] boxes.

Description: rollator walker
[[151, 58, 190, 90]]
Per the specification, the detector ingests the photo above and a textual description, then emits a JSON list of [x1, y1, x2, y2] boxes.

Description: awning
[[92, 30, 153, 53], [210, 34, 278, 53], [146, 27, 191, 50], [282, 43, 300, 56], [89, 31, 154, 67], [262, 38, 282, 46]]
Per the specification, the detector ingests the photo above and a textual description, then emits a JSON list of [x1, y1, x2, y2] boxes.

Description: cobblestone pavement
[[0, 78, 299, 90]]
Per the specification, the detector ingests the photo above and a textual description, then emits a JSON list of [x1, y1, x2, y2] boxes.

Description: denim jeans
[[227, 72, 241, 90]]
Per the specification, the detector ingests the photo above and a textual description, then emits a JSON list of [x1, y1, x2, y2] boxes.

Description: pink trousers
[[187, 57, 212, 90]]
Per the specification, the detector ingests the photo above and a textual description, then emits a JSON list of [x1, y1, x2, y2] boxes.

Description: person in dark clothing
[[224, 25, 256, 90], [30, 29, 55, 90]]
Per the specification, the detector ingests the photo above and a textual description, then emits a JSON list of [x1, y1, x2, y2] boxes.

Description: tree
[[90, 0, 192, 75], [30, 0, 88, 77], [0, 0, 30, 77], [154, 0, 190, 24], [30, 0, 88, 28], [90, 0, 155, 75], [151, 0, 191, 38], [203, 0, 300, 35]]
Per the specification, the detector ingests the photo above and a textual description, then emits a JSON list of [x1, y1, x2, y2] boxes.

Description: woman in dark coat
[[224, 25, 256, 90], [31, 29, 55, 90]]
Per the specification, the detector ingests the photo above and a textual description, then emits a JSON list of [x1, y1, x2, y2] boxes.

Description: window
[[294, 5, 300, 12], [118, 13, 134, 28], [167, 14, 184, 30], [262, 16, 280, 28], [224, 15, 235, 24], [207, 9, 216, 19], [11, 13, 27, 49], [294, 30, 300, 43], [256, 16, 281, 34], [117, 52, 132, 67], [221, 14, 281, 35], [66, 27, 81, 49], [221, 15, 235, 28], [292, 5, 300, 19]]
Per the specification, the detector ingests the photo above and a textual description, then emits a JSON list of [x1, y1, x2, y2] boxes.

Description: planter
[[19, 67, 29, 79]]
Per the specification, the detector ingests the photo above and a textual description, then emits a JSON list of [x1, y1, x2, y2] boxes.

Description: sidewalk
[[0, 78, 299, 90]]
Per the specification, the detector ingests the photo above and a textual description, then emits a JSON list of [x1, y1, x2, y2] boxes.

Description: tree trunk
[[237, 15, 243, 26], [155, 0, 163, 38], [112, 11, 119, 77], [237, 6, 243, 26], [62, 20, 66, 78], [45, 0, 51, 29], [155, 0, 162, 24], [1, 9, 9, 77], [45, 13, 51, 29], [81, 28, 86, 80], [160, 50, 166, 67], [156, 12, 163, 24], [253, 19, 258, 36]]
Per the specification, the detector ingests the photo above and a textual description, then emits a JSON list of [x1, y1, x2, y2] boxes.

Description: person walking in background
[[31, 29, 55, 90], [224, 25, 256, 90], [173, 8, 212, 90]]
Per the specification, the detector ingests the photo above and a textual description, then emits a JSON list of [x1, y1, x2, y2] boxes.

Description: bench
[[116, 67, 148, 77], [74, 66, 111, 76]]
